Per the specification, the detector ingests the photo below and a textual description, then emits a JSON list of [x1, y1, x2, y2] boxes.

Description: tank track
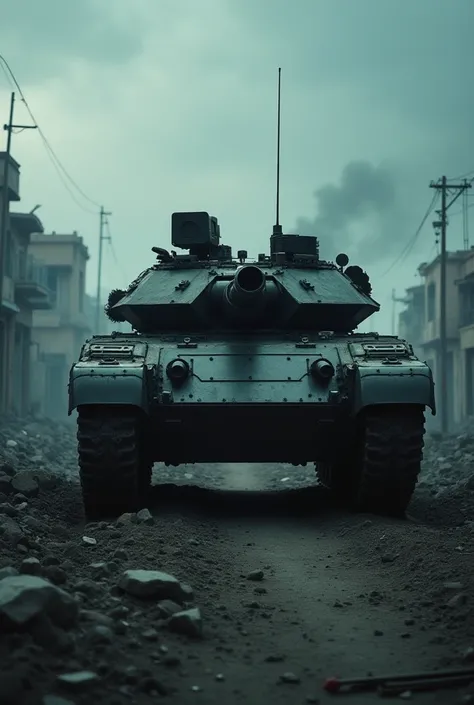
[[316, 405, 425, 517], [77, 406, 152, 519]]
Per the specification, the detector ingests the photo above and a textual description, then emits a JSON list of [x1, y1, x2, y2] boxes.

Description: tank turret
[[104, 211, 378, 333]]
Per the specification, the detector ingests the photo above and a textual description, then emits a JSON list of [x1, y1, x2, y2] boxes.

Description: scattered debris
[[246, 569, 265, 582], [323, 668, 474, 695], [1, 414, 474, 704]]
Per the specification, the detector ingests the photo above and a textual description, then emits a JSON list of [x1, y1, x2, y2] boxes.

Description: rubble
[[1, 411, 474, 703], [118, 569, 193, 602], [411, 427, 474, 526]]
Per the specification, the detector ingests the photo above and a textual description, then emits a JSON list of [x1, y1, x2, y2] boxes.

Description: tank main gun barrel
[[225, 265, 266, 310]]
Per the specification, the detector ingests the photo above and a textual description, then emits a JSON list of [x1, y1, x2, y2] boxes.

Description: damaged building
[[399, 248, 474, 430]]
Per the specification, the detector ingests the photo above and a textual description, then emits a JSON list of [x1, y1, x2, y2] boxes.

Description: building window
[[427, 283, 436, 322], [46, 267, 59, 306], [4, 229, 12, 277], [17, 246, 27, 281], [78, 271, 84, 313], [460, 285, 474, 326]]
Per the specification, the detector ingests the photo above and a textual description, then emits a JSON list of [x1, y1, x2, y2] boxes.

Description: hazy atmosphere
[[2, 4, 474, 704], [1, 0, 473, 329]]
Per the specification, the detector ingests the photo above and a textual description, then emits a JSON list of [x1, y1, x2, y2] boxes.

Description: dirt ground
[[1, 442, 474, 705]]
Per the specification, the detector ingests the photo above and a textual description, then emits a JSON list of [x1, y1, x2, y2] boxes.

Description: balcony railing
[[14, 255, 53, 310], [460, 307, 474, 328]]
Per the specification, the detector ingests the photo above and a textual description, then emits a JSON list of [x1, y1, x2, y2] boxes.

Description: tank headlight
[[310, 359, 334, 381], [166, 359, 190, 384]]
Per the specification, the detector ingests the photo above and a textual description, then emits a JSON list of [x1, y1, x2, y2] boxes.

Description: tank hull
[[70, 332, 435, 467], [154, 403, 347, 464]]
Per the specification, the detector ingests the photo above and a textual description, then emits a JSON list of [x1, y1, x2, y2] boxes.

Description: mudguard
[[353, 363, 436, 415], [68, 362, 149, 414]]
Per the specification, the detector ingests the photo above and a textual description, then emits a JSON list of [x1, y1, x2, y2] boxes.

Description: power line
[[448, 169, 474, 181], [450, 199, 474, 218], [0, 54, 100, 215], [381, 191, 439, 276]]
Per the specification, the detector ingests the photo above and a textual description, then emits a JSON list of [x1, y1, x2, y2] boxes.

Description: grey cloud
[[296, 161, 403, 264], [0, 0, 145, 81]]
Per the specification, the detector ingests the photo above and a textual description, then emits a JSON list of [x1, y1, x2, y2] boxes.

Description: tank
[[69, 211, 436, 519]]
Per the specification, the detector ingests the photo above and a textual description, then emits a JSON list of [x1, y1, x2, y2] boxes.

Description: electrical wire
[[450, 199, 474, 218], [381, 191, 440, 277], [447, 169, 474, 181], [0, 54, 101, 215]]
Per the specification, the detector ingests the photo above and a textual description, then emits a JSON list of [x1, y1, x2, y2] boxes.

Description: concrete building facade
[[28, 232, 92, 418], [0, 151, 53, 415], [399, 248, 474, 431]]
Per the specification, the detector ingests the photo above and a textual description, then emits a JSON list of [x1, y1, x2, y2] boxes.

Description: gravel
[[0, 411, 474, 704]]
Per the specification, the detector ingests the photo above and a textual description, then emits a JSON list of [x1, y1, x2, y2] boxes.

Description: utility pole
[[0, 92, 36, 411], [95, 206, 111, 334], [430, 176, 472, 433], [0, 93, 37, 312], [463, 181, 470, 250]]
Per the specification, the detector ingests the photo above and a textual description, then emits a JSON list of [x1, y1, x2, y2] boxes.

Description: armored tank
[[68, 212, 435, 519]]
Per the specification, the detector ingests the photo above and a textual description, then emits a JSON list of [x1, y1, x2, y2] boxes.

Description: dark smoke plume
[[296, 160, 399, 263]]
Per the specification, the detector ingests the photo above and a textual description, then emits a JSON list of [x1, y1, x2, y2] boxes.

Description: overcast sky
[[1, 0, 473, 332]]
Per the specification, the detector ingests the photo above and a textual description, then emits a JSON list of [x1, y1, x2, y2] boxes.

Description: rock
[[11, 472, 39, 497], [0, 566, 18, 579], [136, 508, 154, 525], [88, 562, 110, 579], [0, 574, 78, 629], [142, 628, 159, 640], [381, 554, 398, 564], [167, 607, 203, 638], [6, 439, 18, 448], [0, 476, 13, 494], [157, 599, 183, 617], [88, 625, 114, 644], [0, 502, 19, 518], [180, 582, 194, 601], [0, 516, 24, 545], [279, 672, 300, 684], [246, 569, 264, 581], [21, 515, 43, 532], [116, 513, 136, 525], [57, 671, 99, 692], [1, 463, 15, 477], [20, 557, 42, 576], [447, 593, 468, 608], [43, 696, 76, 705], [108, 605, 129, 620], [118, 569, 191, 602], [112, 548, 128, 561], [81, 536, 97, 546], [43, 566, 68, 585]]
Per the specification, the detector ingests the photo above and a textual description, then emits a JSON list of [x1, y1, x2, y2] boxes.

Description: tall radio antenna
[[273, 67, 282, 236]]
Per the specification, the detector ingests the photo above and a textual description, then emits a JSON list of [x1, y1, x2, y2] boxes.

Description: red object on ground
[[323, 677, 341, 693]]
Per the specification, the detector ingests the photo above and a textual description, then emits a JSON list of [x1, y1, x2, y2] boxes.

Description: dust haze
[[1, 3, 474, 703]]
